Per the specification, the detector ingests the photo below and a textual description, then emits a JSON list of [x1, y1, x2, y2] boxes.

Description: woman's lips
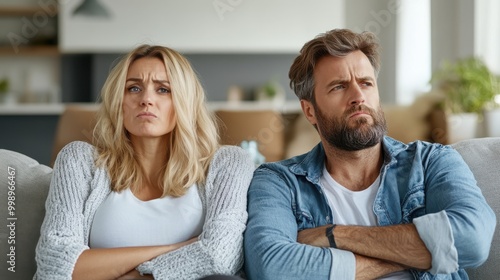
[[137, 112, 157, 118]]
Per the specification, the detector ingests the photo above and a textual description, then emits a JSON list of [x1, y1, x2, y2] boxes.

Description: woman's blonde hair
[[93, 45, 219, 197]]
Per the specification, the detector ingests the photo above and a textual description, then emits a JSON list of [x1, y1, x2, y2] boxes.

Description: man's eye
[[331, 85, 344, 91]]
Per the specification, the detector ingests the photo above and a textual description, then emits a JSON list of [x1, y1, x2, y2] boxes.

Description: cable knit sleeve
[[137, 146, 255, 279], [34, 141, 100, 280]]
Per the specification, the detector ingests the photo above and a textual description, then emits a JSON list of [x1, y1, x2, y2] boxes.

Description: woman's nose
[[140, 88, 154, 106]]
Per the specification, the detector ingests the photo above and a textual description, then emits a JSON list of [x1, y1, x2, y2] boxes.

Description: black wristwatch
[[326, 224, 337, 248]]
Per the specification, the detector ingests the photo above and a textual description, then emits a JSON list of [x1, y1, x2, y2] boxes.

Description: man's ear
[[300, 99, 317, 126]]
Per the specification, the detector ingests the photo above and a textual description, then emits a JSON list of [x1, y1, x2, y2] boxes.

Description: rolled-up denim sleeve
[[244, 167, 353, 280], [414, 210, 458, 274], [418, 146, 496, 274], [328, 248, 356, 279]]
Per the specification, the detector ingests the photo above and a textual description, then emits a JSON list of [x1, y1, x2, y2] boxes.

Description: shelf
[[0, 6, 58, 16], [0, 45, 59, 56], [0, 103, 65, 115], [208, 101, 301, 114], [0, 6, 59, 56], [0, 101, 302, 116]]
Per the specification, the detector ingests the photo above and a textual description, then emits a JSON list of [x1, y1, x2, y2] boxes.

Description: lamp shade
[[73, 0, 110, 17]]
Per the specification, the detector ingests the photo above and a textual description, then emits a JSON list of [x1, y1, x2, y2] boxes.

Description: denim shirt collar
[[288, 136, 409, 184]]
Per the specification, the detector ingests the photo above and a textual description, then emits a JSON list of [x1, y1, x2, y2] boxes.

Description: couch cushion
[[0, 149, 52, 279], [452, 137, 500, 279]]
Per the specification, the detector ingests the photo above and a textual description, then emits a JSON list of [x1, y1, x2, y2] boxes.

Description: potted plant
[[255, 79, 285, 104], [430, 57, 498, 142]]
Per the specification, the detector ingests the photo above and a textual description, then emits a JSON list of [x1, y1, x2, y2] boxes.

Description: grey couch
[[1, 138, 499, 279]]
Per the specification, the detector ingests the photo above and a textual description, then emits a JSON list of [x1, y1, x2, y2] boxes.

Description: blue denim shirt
[[244, 136, 496, 280]]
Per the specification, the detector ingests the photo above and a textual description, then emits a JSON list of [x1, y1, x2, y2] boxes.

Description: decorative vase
[[484, 108, 500, 137], [446, 113, 478, 143]]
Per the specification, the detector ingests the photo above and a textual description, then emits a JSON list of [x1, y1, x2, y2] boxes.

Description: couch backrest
[[0, 149, 52, 280], [452, 137, 500, 279]]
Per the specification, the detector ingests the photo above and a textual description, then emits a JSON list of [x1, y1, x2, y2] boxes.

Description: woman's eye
[[158, 87, 171, 94], [127, 86, 141, 93]]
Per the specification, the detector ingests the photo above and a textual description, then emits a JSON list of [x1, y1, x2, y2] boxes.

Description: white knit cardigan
[[34, 141, 255, 280]]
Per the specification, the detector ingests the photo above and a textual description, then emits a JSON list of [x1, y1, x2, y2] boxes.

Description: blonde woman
[[34, 45, 254, 280]]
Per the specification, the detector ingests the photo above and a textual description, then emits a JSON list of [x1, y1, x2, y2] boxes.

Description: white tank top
[[89, 184, 204, 248], [320, 166, 413, 280]]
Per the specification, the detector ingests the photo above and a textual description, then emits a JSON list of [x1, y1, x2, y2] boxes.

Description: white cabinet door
[[59, 0, 344, 53]]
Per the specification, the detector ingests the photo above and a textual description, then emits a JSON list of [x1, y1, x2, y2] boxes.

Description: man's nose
[[349, 84, 365, 105]]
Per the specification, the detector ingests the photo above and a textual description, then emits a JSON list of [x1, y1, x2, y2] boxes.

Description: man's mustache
[[344, 105, 376, 118]]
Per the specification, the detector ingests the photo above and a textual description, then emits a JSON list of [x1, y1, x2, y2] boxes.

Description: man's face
[[306, 50, 386, 151]]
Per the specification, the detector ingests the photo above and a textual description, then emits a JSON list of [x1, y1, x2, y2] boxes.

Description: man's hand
[[297, 225, 331, 247]]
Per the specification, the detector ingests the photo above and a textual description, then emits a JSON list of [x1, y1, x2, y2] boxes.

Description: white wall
[[60, 0, 344, 53], [346, 0, 494, 105], [344, 0, 398, 104], [395, 0, 431, 105], [475, 0, 500, 75], [431, 0, 475, 73]]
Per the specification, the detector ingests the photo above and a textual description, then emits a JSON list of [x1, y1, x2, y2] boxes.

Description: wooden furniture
[[215, 110, 286, 163], [51, 105, 97, 166]]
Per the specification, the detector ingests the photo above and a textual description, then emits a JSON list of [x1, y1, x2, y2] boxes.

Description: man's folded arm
[[298, 224, 418, 277], [244, 168, 355, 280], [418, 147, 496, 273]]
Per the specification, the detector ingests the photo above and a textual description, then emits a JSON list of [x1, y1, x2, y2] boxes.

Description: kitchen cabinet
[[0, 4, 60, 104], [0, 5, 58, 55], [60, 0, 344, 53]]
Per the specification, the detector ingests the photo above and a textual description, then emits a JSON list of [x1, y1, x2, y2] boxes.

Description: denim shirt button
[[326, 215, 330, 222]]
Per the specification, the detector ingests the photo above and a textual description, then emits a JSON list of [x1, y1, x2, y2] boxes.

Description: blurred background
[[1, 0, 499, 165]]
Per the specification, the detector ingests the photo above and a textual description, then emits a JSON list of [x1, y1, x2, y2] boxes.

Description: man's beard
[[315, 104, 387, 151]]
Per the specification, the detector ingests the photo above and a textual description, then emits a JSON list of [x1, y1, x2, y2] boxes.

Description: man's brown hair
[[289, 29, 380, 102]]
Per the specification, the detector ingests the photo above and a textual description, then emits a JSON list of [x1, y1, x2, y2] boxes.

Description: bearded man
[[244, 29, 496, 280]]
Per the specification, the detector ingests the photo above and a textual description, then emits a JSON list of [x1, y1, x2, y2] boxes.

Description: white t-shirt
[[90, 184, 204, 248], [320, 166, 413, 280]]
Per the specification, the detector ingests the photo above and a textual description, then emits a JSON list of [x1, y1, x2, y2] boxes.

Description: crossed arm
[[245, 147, 495, 280], [297, 223, 431, 279], [36, 144, 255, 280], [72, 237, 197, 280], [36, 142, 199, 280]]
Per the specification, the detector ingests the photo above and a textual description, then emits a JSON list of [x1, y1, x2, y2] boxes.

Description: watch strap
[[326, 224, 337, 248]]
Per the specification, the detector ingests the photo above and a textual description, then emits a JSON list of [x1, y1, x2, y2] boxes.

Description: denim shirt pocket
[[295, 210, 316, 230], [401, 185, 426, 223]]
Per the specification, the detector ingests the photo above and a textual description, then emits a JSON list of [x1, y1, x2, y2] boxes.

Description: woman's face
[[122, 57, 176, 141]]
